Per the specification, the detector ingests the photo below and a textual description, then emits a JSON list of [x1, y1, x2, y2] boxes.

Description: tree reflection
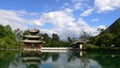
[[51, 53, 59, 62], [0, 50, 120, 68], [42, 52, 59, 62], [67, 51, 91, 68], [0, 50, 18, 68], [89, 51, 120, 68]]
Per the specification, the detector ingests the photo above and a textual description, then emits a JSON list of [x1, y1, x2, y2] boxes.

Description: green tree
[[5, 25, 12, 36], [42, 33, 51, 43], [68, 37, 72, 42], [23, 29, 30, 35], [0, 38, 6, 48], [5, 25, 16, 40], [112, 19, 120, 47], [0, 25, 20, 49], [0, 25, 7, 38], [113, 33, 120, 47], [67, 37, 76, 42], [113, 19, 120, 34], [52, 33, 60, 41], [80, 30, 91, 43], [95, 32, 114, 47]]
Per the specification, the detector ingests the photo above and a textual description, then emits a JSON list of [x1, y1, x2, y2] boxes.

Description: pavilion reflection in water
[[10, 50, 107, 68], [20, 51, 42, 68], [5, 50, 120, 68], [20, 50, 83, 68]]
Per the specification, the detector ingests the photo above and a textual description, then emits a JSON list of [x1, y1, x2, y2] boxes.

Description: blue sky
[[0, 0, 120, 40]]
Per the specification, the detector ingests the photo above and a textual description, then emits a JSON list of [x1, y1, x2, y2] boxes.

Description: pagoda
[[22, 29, 43, 51]]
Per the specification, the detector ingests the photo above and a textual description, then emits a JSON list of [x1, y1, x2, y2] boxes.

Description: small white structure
[[79, 44, 83, 50]]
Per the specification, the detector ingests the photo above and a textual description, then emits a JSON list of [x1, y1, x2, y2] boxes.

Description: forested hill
[[92, 18, 120, 47], [106, 18, 120, 34]]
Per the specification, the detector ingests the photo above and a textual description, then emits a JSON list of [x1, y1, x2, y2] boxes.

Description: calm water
[[0, 50, 120, 68]]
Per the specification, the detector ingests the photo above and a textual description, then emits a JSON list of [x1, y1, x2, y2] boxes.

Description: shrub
[[84, 43, 99, 50]]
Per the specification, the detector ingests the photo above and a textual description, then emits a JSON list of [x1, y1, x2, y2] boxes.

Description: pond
[[0, 50, 120, 68]]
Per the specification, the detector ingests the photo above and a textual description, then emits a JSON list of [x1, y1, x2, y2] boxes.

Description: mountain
[[106, 18, 120, 34]]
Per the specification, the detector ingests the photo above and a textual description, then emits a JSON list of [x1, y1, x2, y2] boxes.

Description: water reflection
[[0, 50, 120, 68], [21, 51, 42, 68], [9, 50, 101, 68]]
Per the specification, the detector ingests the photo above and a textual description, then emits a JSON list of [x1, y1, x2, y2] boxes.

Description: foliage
[[113, 18, 120, 34], [84, 43, 99, 49], [80, 30, 92, 43], [113, 33, 120, 47], [52, 33, 60, 41], [0, 25, 19, 49], [0, 51, 18, 68], [42, 33, 51, 43], [67, 37, 77, 42], [42, 33, 70, 47], [23, 29, 30, 35], [112, 19, 120, 47], [91, 19, 120, 48], [91, 18, 120, 48], [0, 25, 7, 38], [91, 31, 114, 48]]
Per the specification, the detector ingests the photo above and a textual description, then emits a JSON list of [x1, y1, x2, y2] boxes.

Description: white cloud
[[94, 0, 120, 12], [34, 11, 101, 40], [0, 9, 30, 30], [74, 3, 82, 10], [71, 0, 83, 10], [80, 8, 94, 16], [34, 21, 43, 26], [91, 18, 99, 22], [35, 11, 78, 39], [98, 25, 107, 29], [0, 9, 103, 40], [65, 8, 73, 13], [77, 0, 120, 16]]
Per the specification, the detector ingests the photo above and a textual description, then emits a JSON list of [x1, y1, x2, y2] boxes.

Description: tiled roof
[[22, 40, 42, 43], [29, 29, 39, 33], [24, 35, 40, 38]]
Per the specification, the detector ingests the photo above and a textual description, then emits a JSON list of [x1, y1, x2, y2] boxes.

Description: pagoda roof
[[22, 40, 42, 43], [24, 35, 40, 38], [29, 29, 39, 33], [21, 57, 41, 60], [22, 62, 40, 65]]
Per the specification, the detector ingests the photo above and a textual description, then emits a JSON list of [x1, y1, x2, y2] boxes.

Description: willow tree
[[80, 30, 92, 43]]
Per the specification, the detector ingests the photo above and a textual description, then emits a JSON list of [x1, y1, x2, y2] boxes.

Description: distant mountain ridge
[[106, 18, 120, 34]]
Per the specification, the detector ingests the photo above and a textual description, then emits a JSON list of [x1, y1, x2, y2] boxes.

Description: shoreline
[[0, 49, 19, 50], [0, 47, 120, 51]]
